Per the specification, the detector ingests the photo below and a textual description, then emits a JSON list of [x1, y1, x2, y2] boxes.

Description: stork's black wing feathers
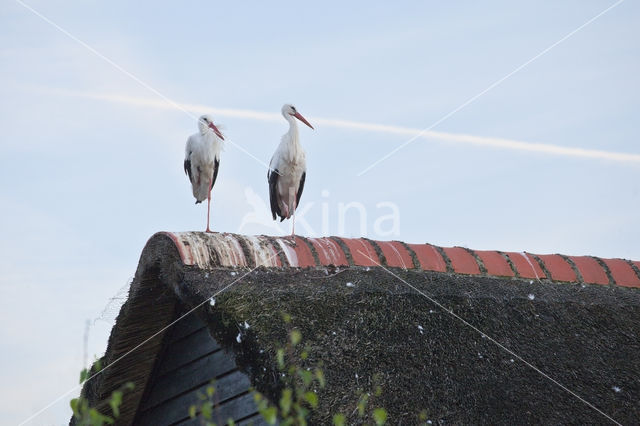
[[211, 157, 220, 190], [268, 169, 282, 221], [184, 155, 193, 183], [296, 172, 306, 209]]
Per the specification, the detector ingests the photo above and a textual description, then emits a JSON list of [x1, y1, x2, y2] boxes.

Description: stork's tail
[[192, 181, 210, 203]]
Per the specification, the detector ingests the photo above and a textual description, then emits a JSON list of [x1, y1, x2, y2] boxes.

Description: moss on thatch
[[176, 267, 640, 425]]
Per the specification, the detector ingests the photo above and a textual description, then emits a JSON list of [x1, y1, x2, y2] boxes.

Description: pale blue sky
[[1, 1, 639, 424]]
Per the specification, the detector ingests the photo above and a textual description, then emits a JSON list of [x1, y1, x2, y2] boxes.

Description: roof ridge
[[152, 232, 640, 289]]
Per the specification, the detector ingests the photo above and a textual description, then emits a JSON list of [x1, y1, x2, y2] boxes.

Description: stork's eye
[[291, 106, 296, 112]]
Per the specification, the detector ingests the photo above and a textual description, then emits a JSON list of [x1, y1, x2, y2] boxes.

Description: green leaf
[[315, 369, 326, 388], [109, 390, 123, 418], [332, 413, 346, 426], [261, 406, 278, 425], [89, 408, 112, 426], [79, 368, 89, 384], [298, 369, 313, 387], [418, 410, 428, 421], [277, 348, 285, 370], [124, 382, 135, 391], [189, 404, 197, 419], [255, 392, 268, 412], [357, 393, 369, 417], [295, 405, 309, 423], [290, 329, 302, 346], [201, 401, 213, 419], [111, 390, 123, 403], [300, 350, 308, 360], [279, 388, 292, 415], [207, 385, 215, 397], [373, 408, 388, 425], [226, 418, 236, 426], [281, 312, 292, 323], [70, 398, 79, 415], [374, 385, 383, 397], [80, 398, 89, 414], [303, 391, 318, 408]]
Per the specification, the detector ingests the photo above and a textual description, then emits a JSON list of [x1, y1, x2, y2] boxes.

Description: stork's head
[[282, 104, 314, 129], [198, 115, 225, 140]]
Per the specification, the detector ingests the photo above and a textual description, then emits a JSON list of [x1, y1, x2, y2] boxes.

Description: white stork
[[268, 104, 314, 236], [184, 115, 225, 233]]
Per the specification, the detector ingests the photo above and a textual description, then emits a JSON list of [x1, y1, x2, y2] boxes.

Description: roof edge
[[75, 233, 184, 425], [147, 232, 640, 289]]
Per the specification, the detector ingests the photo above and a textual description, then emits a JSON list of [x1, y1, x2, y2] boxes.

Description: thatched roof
[[77, 232, 640, 425]]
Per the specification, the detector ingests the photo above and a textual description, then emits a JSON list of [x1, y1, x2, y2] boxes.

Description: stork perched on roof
[[268, 104, 314, 236], [184, 115, 224, 233]]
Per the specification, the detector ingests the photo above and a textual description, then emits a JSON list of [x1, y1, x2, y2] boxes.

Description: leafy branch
[[253, 313, 325, 426], [70, 359, 135, 426]]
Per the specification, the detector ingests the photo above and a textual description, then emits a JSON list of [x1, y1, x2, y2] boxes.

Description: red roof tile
[[474, 250, 515, 277], [307, 237, 348, 266], [376, 241, 414, 269], [407, 243, 447, 272], [535, 254, 576, 282], [156, 232, 640, 288], [335, 237, 379, 267], [442, 247, 481, 275], [602, 259, 640, 288], [569, 256, 609, 285], [503, 252, 546, 280]]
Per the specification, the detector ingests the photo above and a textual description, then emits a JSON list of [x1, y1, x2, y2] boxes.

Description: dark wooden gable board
[[134, 306, 266, 425]]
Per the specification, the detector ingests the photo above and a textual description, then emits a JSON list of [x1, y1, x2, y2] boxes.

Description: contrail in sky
[[51, 89, 640, 164]]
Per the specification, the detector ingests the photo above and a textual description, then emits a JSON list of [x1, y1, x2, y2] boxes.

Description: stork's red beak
[[292, 111, 314, 130], [208, 122, 225, 140]]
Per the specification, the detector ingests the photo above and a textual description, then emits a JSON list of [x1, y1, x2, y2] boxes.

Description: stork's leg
[[292, 209, 295, 237], [206, 197, 212, 233], [291, 188, 297, 237], [205, 179, 213, 233]]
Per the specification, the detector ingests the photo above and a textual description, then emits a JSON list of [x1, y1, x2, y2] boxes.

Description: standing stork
[[184, 114, 225, 233], [268, 104, 314, 236]]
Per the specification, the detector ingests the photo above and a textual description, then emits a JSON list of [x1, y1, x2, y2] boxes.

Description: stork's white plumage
[[184, 115, 224, 233], [268, 104, 314, 236]]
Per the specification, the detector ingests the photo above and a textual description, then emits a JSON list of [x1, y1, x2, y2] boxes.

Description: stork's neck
[[199, 131, 222, 159], [200, 129, 220, 148], [200, 128, 219, 143], [285, 114, 300, 147]]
